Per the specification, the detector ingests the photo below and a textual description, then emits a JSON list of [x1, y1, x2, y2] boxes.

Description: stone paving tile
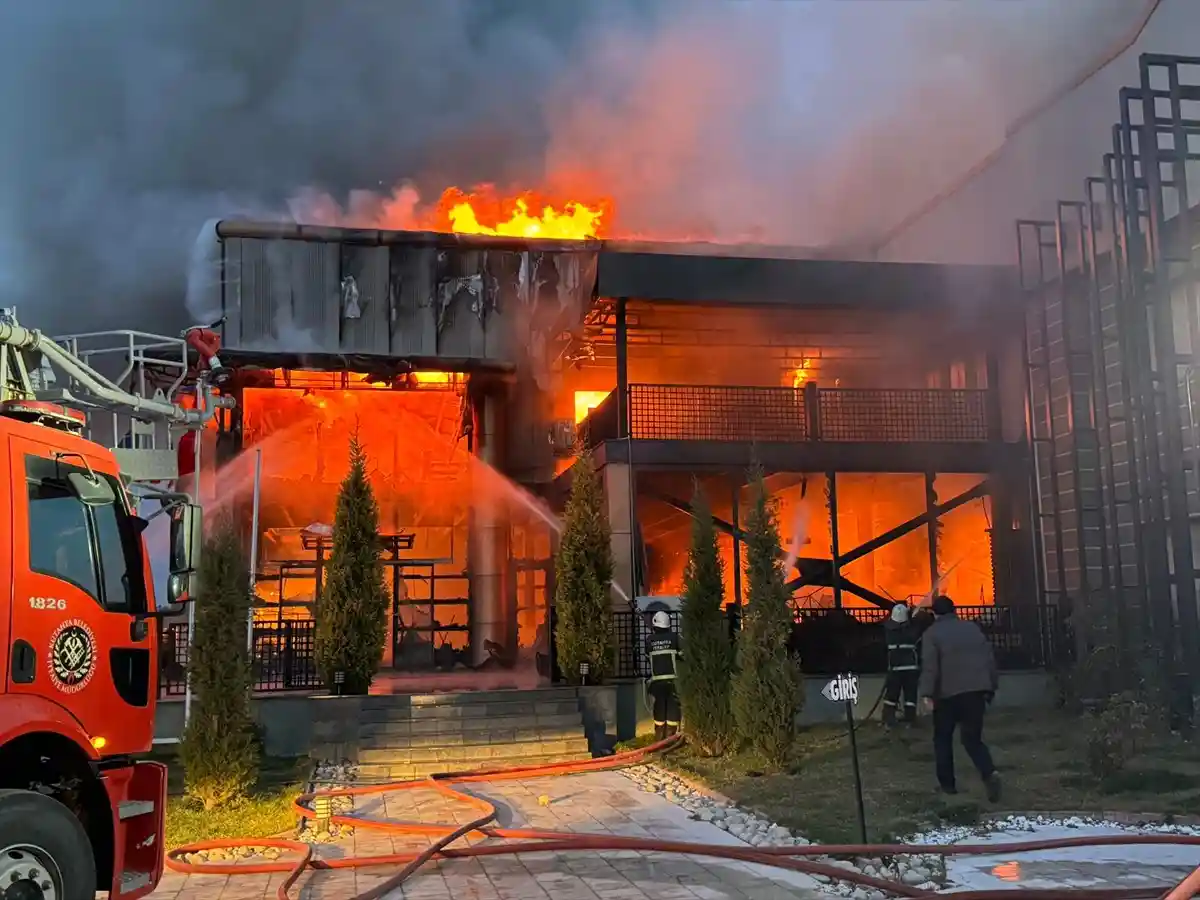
[[149, 770, 822, 899]]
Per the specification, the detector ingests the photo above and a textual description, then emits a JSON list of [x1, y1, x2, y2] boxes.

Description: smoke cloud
[[0, 0, 1148, 334]]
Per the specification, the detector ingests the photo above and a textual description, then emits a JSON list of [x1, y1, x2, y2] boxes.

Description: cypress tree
[[676, 483, 735, 756], [315, 431, 389, 694], [180, 512, 259, 810], [731, 468, 802, 766], [554, 448, 615, 683]]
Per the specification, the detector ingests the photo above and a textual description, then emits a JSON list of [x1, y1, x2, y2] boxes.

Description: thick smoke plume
[[0, 0, 1147, 334]]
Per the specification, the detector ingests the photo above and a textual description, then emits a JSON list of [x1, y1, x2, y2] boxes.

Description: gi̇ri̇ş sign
[[821, 673, 859, 705]]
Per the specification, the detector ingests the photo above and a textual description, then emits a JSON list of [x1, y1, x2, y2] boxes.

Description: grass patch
[[662, 710, 1200, 844], [616, 733, 661, 753], [152, 751, 310, 849]]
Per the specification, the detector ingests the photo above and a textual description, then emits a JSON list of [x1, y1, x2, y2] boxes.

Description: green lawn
[[154, 752, 311, 849], [660, 710, 1200, 844]]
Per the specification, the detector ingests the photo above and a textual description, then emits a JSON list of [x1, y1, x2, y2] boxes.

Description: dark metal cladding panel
[[287, 240, 340, 349], [434, 248, 487, 358], [338, 245, 390, 354], [228, 237, 276, 346], [485, 251, 522, 361], [221, 232, 598, 364], [224, 237, 341, 351], [389, 244, 439, 356]]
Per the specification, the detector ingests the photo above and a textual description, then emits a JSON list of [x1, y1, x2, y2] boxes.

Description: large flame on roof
[[431, 185, 609, 241]]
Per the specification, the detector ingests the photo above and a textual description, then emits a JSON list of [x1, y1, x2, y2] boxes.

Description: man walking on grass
[[918, 595, 1002, 802]]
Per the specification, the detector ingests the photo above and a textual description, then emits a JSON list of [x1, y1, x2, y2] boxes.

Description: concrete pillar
[[469, 391, 512, 666], [604, 462, 636, 610]]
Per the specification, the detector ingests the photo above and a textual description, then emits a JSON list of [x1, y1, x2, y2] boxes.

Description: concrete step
[[359, 698, 581, 723], [359, 711, 584, 739], [357, 736, 591, 766], [359, 725, 588, 751], [359, 725, 587, 750], [355, 750, 594, 782], [360, 687, 579, 710]]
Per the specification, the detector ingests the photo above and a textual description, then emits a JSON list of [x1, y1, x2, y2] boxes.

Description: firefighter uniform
[[646, 612, 681, 740], [883, 603, 920, 726]]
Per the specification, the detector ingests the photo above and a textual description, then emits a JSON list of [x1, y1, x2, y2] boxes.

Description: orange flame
[[431, 185, 610, 241], [992, 862, 1022, 883]]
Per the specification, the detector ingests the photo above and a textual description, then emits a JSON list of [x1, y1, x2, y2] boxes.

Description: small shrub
[[180, 513, 260, 810], [554, 448, 615, 683], [676, 484, 735, 756], [1085, 691, 1151, 779], [315, 431, 390, 694], [731, 468, 802, 767]]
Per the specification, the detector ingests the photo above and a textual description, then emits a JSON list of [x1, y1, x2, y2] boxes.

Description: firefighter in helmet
[[646, 610, 681, 740], [882, 601, 921, 726]]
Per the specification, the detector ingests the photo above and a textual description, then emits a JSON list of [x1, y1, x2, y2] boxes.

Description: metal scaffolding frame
[[1017, 53, 1200, 698]]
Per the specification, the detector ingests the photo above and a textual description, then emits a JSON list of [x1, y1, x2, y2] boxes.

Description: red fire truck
[[0, 310, 224, 900]]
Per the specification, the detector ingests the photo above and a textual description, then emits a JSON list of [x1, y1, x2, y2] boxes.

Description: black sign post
[[822, 672, 868, 844]]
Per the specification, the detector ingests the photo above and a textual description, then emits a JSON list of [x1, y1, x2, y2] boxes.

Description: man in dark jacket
[[882, 602, 921, 726], [918, 595, 1001, 801]]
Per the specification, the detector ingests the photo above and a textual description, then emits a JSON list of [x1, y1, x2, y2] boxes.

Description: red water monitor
[[0, 401, 202, 900]]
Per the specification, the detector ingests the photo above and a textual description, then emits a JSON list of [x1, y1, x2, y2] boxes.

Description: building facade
[[161, 222, 1058, 694]]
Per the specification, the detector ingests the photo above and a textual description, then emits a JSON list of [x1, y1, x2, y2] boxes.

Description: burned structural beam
[[642, 489, 754, 546], [788, 562, 896, 609]]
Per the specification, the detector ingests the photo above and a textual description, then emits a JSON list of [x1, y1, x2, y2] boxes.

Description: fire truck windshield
[[26, 458, 149, 616]]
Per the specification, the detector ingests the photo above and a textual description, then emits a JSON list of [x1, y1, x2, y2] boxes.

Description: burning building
[[182, 190, 1042, 684]]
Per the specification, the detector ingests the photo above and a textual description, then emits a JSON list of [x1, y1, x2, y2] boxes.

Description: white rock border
[[620, 764, 946, 898], [622, 764, 1200, 896]]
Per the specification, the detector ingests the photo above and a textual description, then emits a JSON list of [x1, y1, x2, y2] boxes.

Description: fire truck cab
[[0, 312, 218, 900]]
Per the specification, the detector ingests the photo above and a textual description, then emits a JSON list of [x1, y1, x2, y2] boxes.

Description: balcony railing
[[582, 383, 992, 445]]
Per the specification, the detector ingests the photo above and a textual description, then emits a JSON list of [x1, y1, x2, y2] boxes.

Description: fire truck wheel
[[0, 788, 96, 900]]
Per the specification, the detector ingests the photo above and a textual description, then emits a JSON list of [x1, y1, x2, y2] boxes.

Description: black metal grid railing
[[579, 384, 993, 446], [159, 609, 320, 697], [629, 384, 809, 442], [818, 389, 989, 442], [607, 604, 1067, 680]]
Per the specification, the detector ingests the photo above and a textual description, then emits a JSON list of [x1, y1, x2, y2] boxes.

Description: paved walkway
[[944, 824, 1200, 894], [149, 770, 822, 900]]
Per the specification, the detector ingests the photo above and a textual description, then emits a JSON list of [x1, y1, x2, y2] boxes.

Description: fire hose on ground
[[166, 736, 1200, 900]]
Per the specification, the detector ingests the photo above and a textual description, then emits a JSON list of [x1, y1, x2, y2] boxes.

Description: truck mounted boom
[[0, 308, 226, 900]]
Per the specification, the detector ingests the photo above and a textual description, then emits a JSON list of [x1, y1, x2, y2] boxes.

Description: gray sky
[[0, 0, 1155, 332]]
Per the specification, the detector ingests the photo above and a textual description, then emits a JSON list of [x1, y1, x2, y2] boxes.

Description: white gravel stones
[[621, 763, 949, 897], [176, 844, 286, 866]]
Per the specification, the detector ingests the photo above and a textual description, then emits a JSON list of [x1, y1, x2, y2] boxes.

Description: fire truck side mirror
[[168, 503, 203, 602]]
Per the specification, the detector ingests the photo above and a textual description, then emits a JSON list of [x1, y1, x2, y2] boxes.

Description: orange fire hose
[[166, 736, 1200, 900]]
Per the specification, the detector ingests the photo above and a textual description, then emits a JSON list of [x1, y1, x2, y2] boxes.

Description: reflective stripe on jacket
[[646, 632, 679, 682]]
